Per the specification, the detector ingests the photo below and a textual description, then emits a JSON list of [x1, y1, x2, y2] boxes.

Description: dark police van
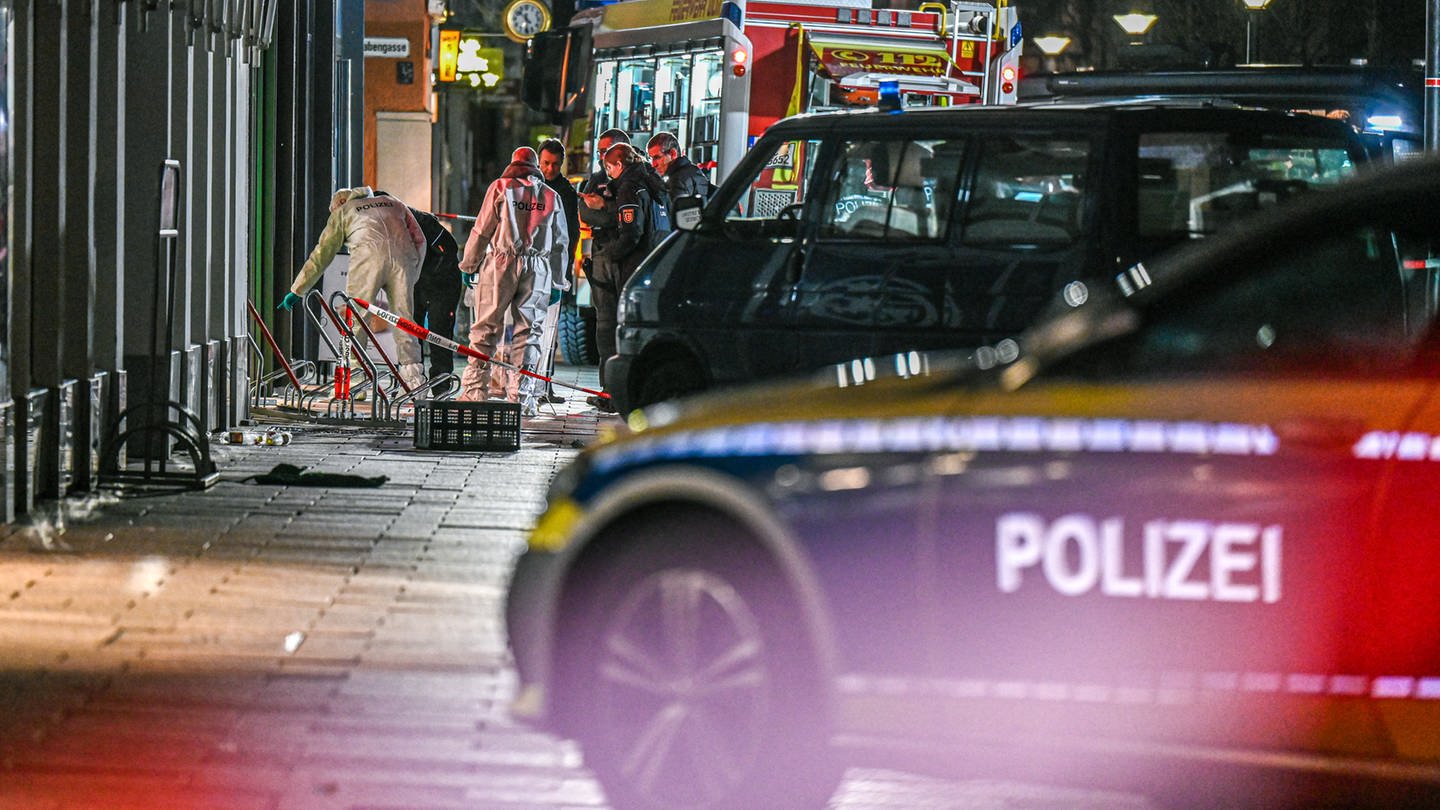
[[606, 101, 1371, 413]]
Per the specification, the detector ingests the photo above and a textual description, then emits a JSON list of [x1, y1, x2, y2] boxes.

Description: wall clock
[[503, 0, 551, 43]]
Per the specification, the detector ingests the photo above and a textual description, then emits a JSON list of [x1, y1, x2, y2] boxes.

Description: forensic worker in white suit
[[281, 185, 427, 390], [459, 147, 569, 414]]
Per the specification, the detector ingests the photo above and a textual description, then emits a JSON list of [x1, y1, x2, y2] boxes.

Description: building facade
[[3, 0, 362, 518]]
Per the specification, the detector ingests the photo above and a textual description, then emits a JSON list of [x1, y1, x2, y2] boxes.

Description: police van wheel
[[557, 510, 838, 810], [633, 356, 706, 410], [559, 298, 599, 366]]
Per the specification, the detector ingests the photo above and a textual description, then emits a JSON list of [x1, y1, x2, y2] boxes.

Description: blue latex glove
[[277, 292, 303, 311], [462, 272, 477, 289], [549, 287, 563, 306]]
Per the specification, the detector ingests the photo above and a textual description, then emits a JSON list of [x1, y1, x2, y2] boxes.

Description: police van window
[[725, 139, 822, 223], [1136, 132, 1356, 240], [814, 139, 962, 241], [1106, 225, 1422, 378], [961, 135, 1089, 246]]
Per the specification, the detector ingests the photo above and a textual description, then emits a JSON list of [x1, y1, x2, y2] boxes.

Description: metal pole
[[1245, 15, 1254, 64], [1428, 0, 1440, 152]]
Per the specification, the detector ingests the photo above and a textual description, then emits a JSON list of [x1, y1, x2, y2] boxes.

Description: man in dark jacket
[[581, 142, 667, 411], [538, 138, 580, 253], [645, 130, 713, 214], [536, 138, 579, 403], [407, 205, 462, 381]]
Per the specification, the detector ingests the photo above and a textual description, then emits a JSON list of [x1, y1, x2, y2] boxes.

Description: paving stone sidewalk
[[0, 363, 1158, 810], [0, 365, 616, 809]]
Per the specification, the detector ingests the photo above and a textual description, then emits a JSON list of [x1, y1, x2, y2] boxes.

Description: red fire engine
[[573, 0, 1023, 180]]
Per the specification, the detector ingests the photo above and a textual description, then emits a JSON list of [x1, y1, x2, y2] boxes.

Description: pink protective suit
[[459, 160, 569, 409]]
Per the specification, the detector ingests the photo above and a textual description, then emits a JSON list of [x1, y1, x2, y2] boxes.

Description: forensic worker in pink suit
[[458, 147, 569, 415]]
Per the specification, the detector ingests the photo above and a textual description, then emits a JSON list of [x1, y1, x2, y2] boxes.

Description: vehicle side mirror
[[673, 195, 704, 231]]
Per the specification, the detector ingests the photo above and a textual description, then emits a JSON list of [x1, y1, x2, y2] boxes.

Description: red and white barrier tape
[[349, 297, 610, 400]]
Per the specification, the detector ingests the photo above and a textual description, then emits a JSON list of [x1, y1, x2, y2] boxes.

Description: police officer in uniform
[[577, 129, 630, 272], [578, 129, 628, 410], [580, 142, 667, 411]]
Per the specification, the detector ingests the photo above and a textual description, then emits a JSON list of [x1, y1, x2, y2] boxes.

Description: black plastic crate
[[414, 399, 521, 451]]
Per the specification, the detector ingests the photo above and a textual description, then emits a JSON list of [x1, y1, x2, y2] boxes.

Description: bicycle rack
[[100, 159, 218, 491], [306, 290, 374, 421], [297, 289, 346, 414], [252, 359, 316, 409], [331, 290, 416, 398], [330, 290, 451, 422], [246, 299, 315, 410], [303, 290, 408, 427]]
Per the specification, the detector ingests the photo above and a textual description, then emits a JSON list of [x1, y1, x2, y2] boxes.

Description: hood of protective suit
[[329, 185, 374, 213], [501, 161, 545, 182]]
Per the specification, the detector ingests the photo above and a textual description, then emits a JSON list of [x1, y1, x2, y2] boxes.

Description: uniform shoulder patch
[[618, 204, 639, 225]]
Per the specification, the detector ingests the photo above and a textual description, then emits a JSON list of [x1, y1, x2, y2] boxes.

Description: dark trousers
[[589, 254, 636, 388], [413, 262, 462, 380]]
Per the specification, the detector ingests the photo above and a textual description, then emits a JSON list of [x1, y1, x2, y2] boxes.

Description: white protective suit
[[459, 160, 569, 407], [292, 186, 427, 387]]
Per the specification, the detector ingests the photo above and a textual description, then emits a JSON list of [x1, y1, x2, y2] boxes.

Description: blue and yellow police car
[[506, 157, 1440, 809]]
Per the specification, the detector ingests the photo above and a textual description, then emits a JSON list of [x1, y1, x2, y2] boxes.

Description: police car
[[505, 158, 1440, 809]]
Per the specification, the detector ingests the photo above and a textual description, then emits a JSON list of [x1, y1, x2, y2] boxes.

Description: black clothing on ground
[[250, 463, 388, 488]]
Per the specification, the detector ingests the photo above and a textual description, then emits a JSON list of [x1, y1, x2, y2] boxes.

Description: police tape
[[349, 297, 611, 400], [433, 212, 477, 223], [336, 307, 354, 399]]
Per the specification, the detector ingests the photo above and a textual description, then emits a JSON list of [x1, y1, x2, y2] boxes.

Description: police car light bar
[[1366, 113, 1406, 131]]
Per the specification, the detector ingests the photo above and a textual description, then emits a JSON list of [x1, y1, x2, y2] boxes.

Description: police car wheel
[[557, 510, 838, 810]]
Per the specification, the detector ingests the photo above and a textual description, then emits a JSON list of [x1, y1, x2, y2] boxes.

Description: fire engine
[[523, 0, 1023, 366], [567, 0, 1023, 181]]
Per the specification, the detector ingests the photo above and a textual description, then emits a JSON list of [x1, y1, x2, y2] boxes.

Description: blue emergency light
[[879, 80, 902, 113], [1365, 113, 1406, 132]]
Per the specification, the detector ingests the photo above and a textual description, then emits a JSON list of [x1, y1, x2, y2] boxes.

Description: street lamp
[[1032, 35, 1072, 72], [1242, 0, 1273, 64], [1033, 35, 1072, 56], [1112, 13, 1158, 37]]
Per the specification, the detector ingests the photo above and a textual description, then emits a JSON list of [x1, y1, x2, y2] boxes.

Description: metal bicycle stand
[[100, 158, 219, 491]]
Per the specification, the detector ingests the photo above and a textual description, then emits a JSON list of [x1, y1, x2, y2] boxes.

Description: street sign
[[364, 36, 410, 58]]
